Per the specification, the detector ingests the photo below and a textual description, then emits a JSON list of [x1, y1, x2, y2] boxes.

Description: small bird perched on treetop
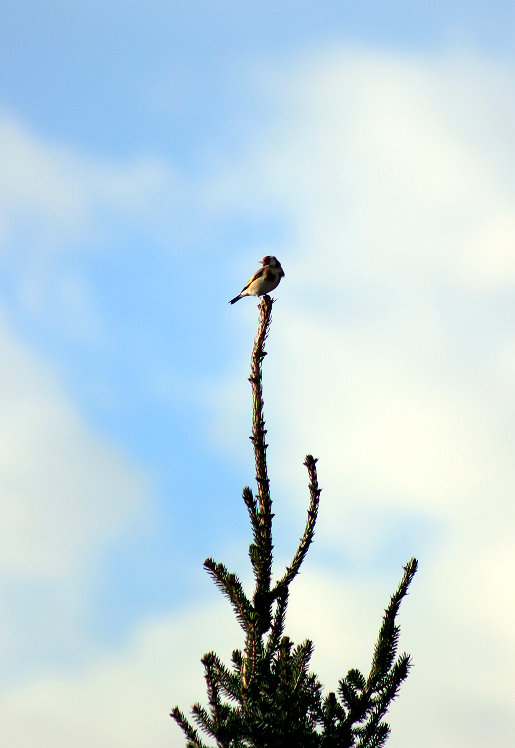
[[229, 256, 285, 304]]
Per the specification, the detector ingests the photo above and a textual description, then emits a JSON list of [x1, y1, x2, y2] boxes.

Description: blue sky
[[1, 3, 514, 747]]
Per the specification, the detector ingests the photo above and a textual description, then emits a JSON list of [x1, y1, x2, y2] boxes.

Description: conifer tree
[[171, 295, 417, 748]]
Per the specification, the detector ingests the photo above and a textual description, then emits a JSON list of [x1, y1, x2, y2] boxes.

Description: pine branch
[[338, 671, 371, 725], [333, 559, 418, 745], [191, 704, 216, 739], [170, 706, 211, 748], [272, 454, 320, 599], [242, 486, 260, 541], [339, 559, 417, 746], [203, 558, 253, 631], [321, 692, 351, 747], [355, 720, 390, 748], [290, 639, 316, 692], [368, 652, 412, 727], [202, 653, 224, 735], [366, 558, 417, 691], [241, 616, 259, 691], [204, 651, 242, 703], [264, 587, 288, 659], [231, 648, 243, 671]]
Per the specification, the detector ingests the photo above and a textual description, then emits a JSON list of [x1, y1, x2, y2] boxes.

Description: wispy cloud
[[0, 113, 176, 252], [0, 317, 148, 581], [0, 44, 513, 748], [0, 309, 152, 681]]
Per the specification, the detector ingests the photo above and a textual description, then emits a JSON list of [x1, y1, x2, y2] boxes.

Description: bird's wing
[[240, 266, 266, 292]]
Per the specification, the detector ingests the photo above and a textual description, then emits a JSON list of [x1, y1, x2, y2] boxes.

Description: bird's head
[[261, 255, 284, 276]]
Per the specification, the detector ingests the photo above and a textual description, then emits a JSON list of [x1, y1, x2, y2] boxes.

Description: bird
[[229, 256, 285, 304]]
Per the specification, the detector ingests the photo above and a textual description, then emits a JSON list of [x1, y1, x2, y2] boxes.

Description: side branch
[[204, 558, 253, 631], [367, 557, 418, 691], [272, 455, 321, 598], [170, 707, 209, 748]]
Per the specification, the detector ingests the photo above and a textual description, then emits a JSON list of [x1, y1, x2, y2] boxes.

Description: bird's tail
[[229, 294, 242, 304]]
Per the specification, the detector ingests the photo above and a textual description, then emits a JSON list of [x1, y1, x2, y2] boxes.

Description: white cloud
[[0, 112, 185, 343], [0, 602, 242, 748], [0, 307, 152, 677], [464, 207, 515, 288], [217, 48, 514, 293], [0, 312, 149, 581], [269, 312, 512, 520], [0, 113, 175, 252], [209, 46, 515, 747]]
